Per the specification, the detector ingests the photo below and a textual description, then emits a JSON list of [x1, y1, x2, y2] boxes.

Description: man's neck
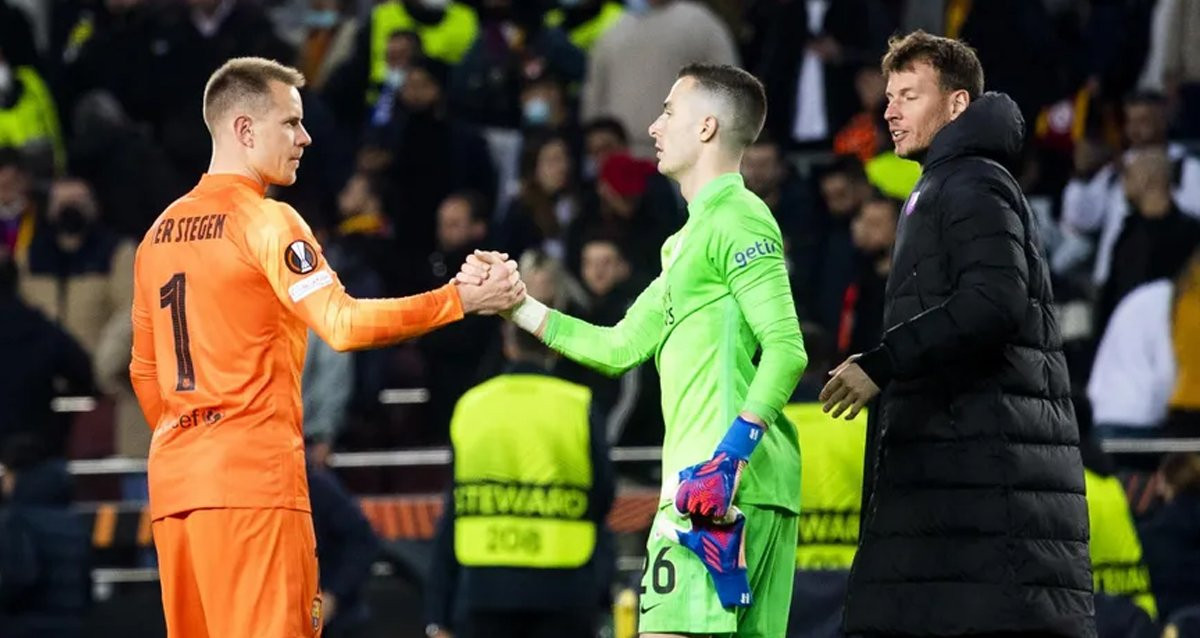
[[207, 154, 268, 192], [678, 154, 742, 204]]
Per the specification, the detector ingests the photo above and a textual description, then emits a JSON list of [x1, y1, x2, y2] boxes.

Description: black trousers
[[462, 609, 596, 638]]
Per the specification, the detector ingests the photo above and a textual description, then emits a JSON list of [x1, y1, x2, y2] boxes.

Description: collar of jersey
[[687, 172, 744, 218], [197, 173, 268, 198]]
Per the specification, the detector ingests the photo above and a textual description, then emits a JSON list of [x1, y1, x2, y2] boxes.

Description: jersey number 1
[[159, 273, 196, 392]]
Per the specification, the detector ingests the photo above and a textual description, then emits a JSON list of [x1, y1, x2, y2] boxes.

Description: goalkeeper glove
[[658, 507, 752, 608], [674, 416, 763, 519]]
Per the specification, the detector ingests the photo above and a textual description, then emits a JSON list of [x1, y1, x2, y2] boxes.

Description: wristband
[[715, 416, 764, 462], [508, 295, 549, 335]]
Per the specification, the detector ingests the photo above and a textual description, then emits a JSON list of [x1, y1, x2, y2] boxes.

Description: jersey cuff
[[542, 309, 563, 346], [440, 282, 466, 321], [739, 400, 778, 428]]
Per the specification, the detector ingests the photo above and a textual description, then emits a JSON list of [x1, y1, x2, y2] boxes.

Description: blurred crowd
[[2, 0, 1200, 635]]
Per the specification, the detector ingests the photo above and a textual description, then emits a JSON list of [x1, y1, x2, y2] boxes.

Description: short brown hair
[[881, 30, 984, 100], [203, 57, 306, 133], [678, 63, 767, 149]]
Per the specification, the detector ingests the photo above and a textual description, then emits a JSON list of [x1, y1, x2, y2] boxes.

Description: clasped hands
[[452, 250, 526, 316]]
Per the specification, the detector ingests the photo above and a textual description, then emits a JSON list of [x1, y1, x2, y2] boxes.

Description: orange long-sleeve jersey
[[131, 173, 464, 520]]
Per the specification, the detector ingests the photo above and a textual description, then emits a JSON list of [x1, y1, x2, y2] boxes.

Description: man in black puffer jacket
[[820, 31, 1095, 637]]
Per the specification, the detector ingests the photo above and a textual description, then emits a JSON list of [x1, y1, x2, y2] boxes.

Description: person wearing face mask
[[0, 46, 66, 175], [17, 176, 134, 358], [449, 0, 585, 129], [291, 0, 359, 91], [364, 56, 497, 263], [544, 0, 625, 51], [365, 0, 478, 94]]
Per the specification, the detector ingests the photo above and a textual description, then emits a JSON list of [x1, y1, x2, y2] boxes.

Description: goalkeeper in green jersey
[[459, 64, 807, 637]]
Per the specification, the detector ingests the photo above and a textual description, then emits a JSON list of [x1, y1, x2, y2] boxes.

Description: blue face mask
[[304, 9, 340, 29], [523, 98, 552, 126]]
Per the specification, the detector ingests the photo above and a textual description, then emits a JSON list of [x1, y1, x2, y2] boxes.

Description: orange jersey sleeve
[[131, 173, 465, 520], [243, 199, 464, 352]]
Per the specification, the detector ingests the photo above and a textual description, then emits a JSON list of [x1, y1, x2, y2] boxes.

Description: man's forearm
[[313, 284, 464, 352], [542, 310, 660, 377]]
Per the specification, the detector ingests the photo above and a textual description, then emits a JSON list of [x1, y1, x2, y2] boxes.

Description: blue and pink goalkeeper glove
[[674, 417, 764, 519], [659, 507, 752, 608]]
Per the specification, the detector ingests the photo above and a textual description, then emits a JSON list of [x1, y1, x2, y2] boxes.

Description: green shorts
[[636, 501, 798, 637]]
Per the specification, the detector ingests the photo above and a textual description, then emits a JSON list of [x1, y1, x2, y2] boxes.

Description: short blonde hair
[[202, 57, 306, 133]]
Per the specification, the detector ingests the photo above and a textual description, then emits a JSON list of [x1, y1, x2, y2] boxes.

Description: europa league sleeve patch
[[285, 239, 320, 275]]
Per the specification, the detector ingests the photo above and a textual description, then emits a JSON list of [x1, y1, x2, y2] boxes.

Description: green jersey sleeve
[[542, 275, 665, 377], [707, 208, 808, 426]]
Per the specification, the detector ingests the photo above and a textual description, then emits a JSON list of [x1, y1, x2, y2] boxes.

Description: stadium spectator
[[272, 0, 360, 92], [449, 2, 585, 129], [363, 55, 497, 259], [0, 249, 92, 458], [568, 150, 672, 278], [580, 116, 628, 181], [145, 0, 296, 177], [518, 73, 571, 133], [1139, 452, 1200, 621], [571, 233, 663, 462], [494, 131, 580, 265], [67, 91, 184, 240], [800, 156, 871, 332], [1057, 92, 1200, 289], [750, 0, 893, 149], [302, 329, 354, 467], [739, 134, 812, 250], [417, 192, 503, 441], [0, 435, 92, 638], [835, 193, 897, 361], [1096, 147, 1200, 333], [16, 176, 134, 356], [0, 1, 38, 69], [581, 0, 737, 158]]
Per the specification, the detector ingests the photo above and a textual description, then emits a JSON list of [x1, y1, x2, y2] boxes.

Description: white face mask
[[0, 65, 12, 94], [420, 0, 450, 9]]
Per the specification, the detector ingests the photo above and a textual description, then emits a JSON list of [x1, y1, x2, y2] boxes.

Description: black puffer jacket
[[848, 93, 1096, 637]]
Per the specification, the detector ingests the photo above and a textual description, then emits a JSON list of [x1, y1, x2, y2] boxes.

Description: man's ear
[[700, 115, 718, 143], [234, 114, 254, 148], [949, 90, 970, 120]]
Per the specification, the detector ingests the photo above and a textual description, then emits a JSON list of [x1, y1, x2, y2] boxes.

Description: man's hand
[[674, 416, 764, 520], [455, 250, 511, 286], [819, 355, 880, 420], [455, 252, 525, 315], [308, 441, 332, 467]]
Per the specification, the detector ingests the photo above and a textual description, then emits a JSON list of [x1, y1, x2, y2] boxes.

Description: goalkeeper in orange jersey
[[129, 57, 523, 638]]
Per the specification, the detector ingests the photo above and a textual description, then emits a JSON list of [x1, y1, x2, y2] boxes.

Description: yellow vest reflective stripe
[[451, 374, 595, 568], [0, 67, 65, 173], [784, 403, 867, 571], [545, 2, 624, 51], [369, 1, 478, 85], [1086, 469, 1158, 619]]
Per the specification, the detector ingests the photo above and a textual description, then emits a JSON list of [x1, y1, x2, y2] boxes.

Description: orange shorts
[[153, 508, 322, 638]]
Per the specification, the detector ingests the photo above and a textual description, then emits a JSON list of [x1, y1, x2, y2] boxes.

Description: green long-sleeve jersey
[[543, 173, 806, 513]]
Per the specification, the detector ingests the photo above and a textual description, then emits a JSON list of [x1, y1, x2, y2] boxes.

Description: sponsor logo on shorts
[[285, 239, 320, 274], [311, 595, 322, 632]]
